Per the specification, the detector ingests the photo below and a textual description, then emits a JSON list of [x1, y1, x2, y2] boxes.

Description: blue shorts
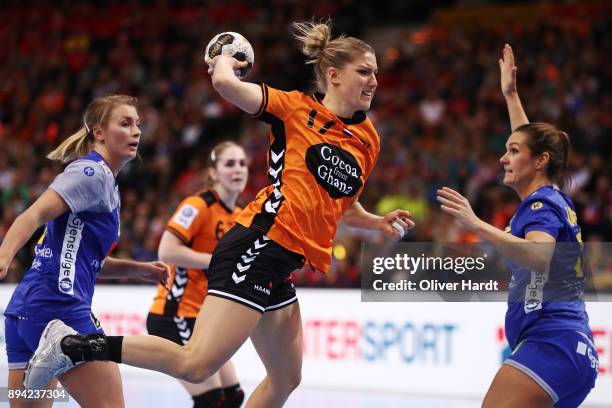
[[4, 313, 104, 370], [505, 330, 598, 408]]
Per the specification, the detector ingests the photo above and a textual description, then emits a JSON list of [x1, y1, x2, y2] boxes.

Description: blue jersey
[[5, 151, 120, 320], [505, 185, 591, 349]]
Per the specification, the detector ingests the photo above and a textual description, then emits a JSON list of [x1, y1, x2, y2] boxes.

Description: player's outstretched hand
[[499, 43, 518, 97], [136, 261, 170, 289], [437, 187, 482, 231], [380, 209, 415, 240]]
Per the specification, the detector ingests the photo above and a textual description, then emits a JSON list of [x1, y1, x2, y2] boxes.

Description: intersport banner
[[0, 285, 610, 405]]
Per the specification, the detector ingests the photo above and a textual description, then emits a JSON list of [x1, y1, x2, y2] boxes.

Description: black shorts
[[207, 224, 305, 313], [146, 313, 196, 346]]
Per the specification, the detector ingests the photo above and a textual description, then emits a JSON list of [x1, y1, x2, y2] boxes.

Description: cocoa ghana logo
[[305, 143, 363, 199]]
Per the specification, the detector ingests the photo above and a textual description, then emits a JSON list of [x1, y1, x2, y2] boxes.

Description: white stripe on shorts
[[208, 289, 265, 313], [265, 295, 298, 311], [504, 359, 559, 403]]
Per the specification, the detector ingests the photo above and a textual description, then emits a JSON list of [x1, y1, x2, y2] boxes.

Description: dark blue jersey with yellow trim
[[505, 185, 591, 348]]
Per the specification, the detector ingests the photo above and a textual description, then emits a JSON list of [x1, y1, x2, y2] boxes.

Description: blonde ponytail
[[292, 20, 374, 93], [46, 127, 92, 163], [292, 21, 332, 63]]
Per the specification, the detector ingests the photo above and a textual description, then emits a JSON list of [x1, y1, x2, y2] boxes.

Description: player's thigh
[[183, 225, 283, 372], [249, 301, 303, 385], [186, 295, 261, 373], [483, 364, 552, 408], [8, 369, 58, 408], [59, 361, 124, 408]]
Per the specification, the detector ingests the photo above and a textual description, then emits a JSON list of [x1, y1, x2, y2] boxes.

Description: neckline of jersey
[[87, 150, 119, 183], [207, 188, 235, 214], [526, 184, 556, 198], [312, 92, 367, 125]]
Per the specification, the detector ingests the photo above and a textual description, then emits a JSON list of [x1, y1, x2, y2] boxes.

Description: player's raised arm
[[500, 44, 529, 131], [209, 55, 263, 115]]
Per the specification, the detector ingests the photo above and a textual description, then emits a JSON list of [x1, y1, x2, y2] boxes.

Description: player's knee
[[180, 364, 214, 384], [182, 369, 213, 384], [176, 355, 214, 383]]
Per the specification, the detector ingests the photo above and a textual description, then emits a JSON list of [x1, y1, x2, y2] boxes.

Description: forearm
[[341, 201, 382, 230], [211, 61, 243, 101], [473, 220, 553, 272], [0, 212, 42, 264], [504, 92, 529, 131], [211, 58, 261, 115], [159, 246, 212, 270], [99, 257, 143, 278]]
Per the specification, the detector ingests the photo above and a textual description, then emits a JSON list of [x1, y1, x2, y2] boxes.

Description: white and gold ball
[[205, 32, 254, 78]]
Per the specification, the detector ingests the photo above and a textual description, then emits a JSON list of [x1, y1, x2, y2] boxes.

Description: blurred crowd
[[0, 1, 610, 289]]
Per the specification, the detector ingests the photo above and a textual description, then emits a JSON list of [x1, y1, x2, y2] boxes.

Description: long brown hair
[[514, 122, 571, 190]]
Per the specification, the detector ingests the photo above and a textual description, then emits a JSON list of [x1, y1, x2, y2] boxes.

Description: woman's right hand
[[436, 187, 483, 232], [499, 43, 518, 97], [207, 55, 248, 76]]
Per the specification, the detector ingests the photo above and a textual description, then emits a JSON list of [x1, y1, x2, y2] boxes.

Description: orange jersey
[[236, 84, 380, 272], [150, 189, 241, 317]]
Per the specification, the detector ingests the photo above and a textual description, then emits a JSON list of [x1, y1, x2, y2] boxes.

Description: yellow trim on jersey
[[36, 227, 48, 245]]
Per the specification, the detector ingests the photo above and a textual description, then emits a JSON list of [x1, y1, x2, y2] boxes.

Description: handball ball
[[205, 32, 254, 78]]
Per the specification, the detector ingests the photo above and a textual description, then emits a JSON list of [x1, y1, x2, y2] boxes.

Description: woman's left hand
[[380, 209, 415, 239], [436, 187, 482, 231], [136, 261, 171, 288]]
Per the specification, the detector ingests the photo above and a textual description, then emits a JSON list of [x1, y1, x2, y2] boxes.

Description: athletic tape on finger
[[391, 221, 405, 237]]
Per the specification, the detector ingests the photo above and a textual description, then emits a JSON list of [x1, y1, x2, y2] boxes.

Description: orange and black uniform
[[206, 84, 380, 313], [147, 189, 241, 345]]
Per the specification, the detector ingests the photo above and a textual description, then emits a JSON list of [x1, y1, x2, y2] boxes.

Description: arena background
[[1, 1, 610, 406]]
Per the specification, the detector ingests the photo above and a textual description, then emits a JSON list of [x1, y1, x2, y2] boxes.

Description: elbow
[[531, 244, 555, 273], [526, 252, 553, 274], [533, 258, 552, 274]]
